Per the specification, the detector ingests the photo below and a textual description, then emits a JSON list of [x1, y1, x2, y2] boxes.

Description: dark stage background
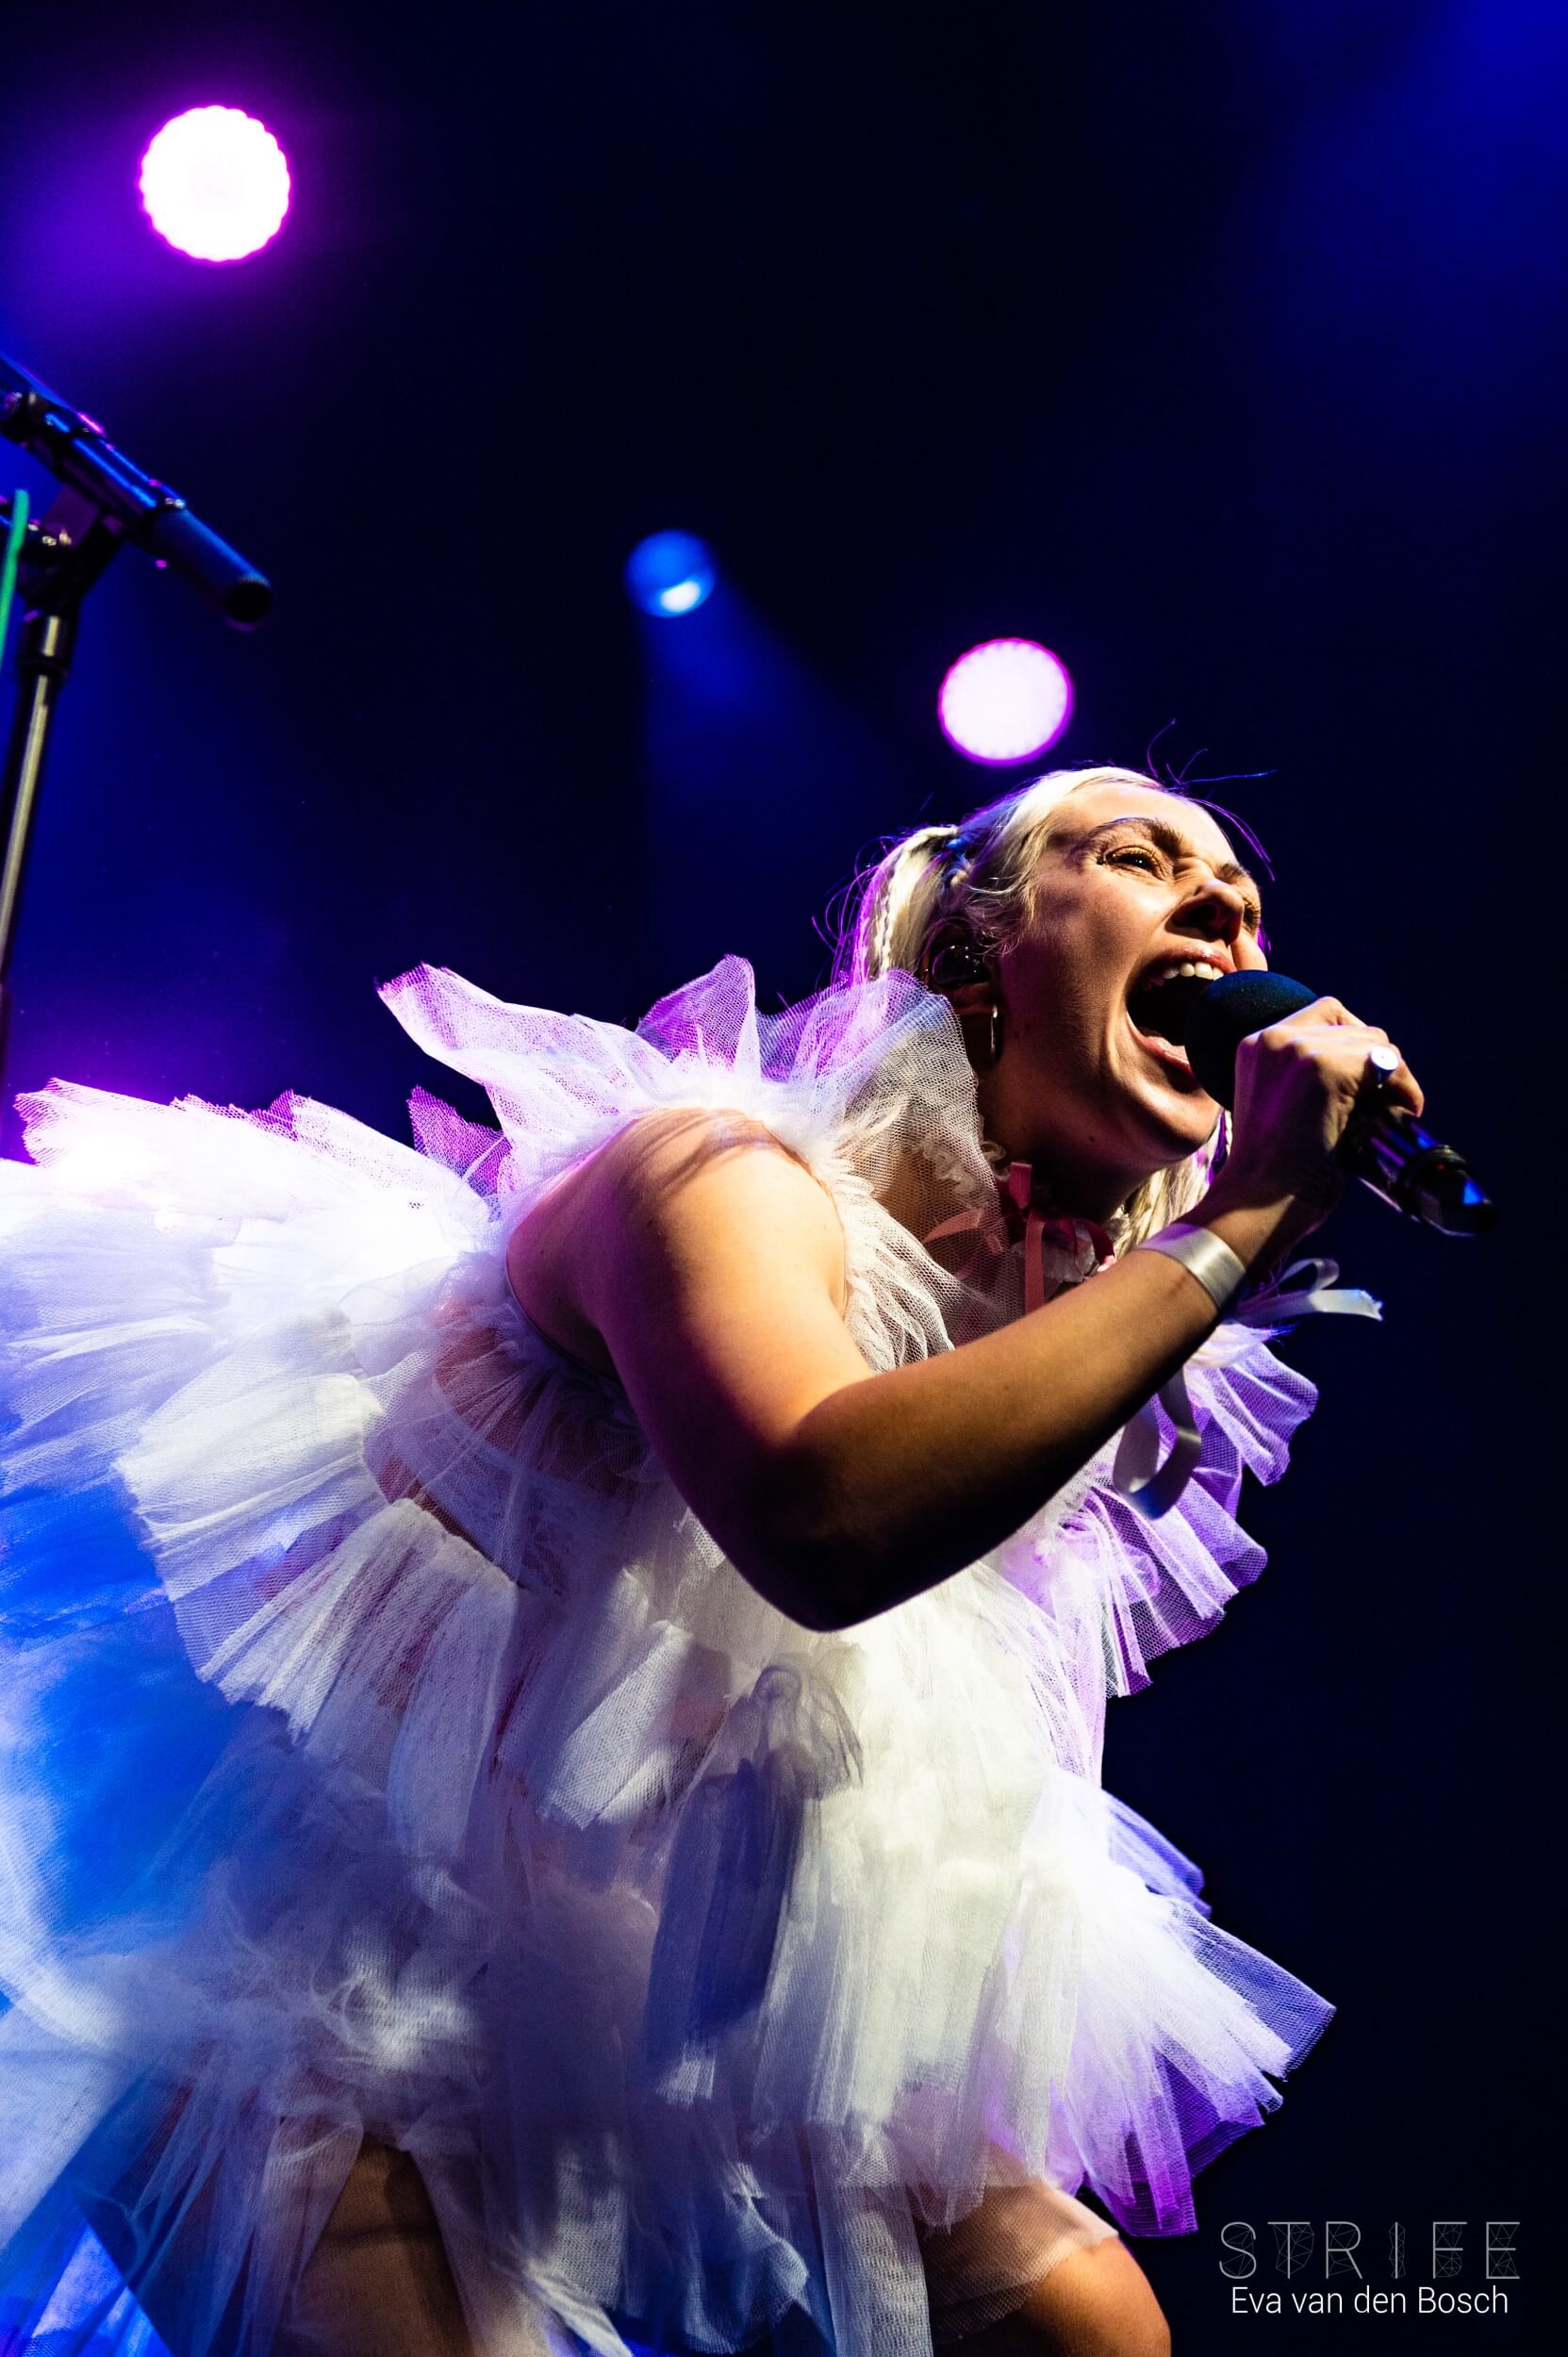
[[0, 3, 1559, 2346]]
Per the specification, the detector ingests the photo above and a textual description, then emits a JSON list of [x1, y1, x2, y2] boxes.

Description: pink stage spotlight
[[937, 638, 1073, 765], [139, 107, 290, 262]]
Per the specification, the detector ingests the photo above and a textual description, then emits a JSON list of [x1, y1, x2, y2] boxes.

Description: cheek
[[1005, 924, 1136, 1057], [1005, 941, 1102, 1043], [1026, 887, 1143, 980]]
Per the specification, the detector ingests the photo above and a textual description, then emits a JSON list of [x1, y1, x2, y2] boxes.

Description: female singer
[[0, 766, 1418, 2357]]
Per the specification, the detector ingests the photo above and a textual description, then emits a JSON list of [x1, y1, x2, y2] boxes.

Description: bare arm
[[506, 1002, 1421, 1633]]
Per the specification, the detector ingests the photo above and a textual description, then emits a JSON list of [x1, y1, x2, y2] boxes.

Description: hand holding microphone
[[1186, 971, 1494, 1240]]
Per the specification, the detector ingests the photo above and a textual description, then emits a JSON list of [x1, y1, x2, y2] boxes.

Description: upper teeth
[[1144, 958, 1225, 988]]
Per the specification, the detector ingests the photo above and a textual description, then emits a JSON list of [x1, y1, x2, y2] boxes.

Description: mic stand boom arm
[[0, 351, 272, 1137]]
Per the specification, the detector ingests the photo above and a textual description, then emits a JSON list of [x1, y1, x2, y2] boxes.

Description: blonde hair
[[835, 765, 1224, 1246]]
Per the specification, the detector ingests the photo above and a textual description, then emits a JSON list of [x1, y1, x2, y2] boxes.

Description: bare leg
[[84, 2129, 481, 2357], [950, 2240, 1170, 2357], [918, 2181, 1170, 2357], [273, 2139, 480, 2357]]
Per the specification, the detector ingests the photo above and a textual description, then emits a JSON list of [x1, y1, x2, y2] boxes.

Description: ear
[[922, 923, 1001, 1068], [923, 921, 995, 1006]]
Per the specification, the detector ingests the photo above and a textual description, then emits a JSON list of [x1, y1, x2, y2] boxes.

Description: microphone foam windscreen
[[1183, 971, 1317, 1107]]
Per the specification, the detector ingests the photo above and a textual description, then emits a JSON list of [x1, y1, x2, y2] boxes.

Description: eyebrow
[[1071, 815, 1263, 906]]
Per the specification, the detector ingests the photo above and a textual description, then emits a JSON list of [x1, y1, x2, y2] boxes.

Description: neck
[[999, 1153, 1136, 1227], [977, 1082, 1150, 1226]]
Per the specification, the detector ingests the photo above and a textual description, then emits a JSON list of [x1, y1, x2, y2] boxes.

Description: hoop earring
[[958, 1003, 1001, 1069], [921, 927, 1001, 1071]]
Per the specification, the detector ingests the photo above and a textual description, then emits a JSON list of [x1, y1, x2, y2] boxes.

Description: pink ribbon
[[923, 1161, 1114, 1311]]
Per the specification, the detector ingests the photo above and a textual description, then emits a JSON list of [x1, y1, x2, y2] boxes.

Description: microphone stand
[[0, 350, 272, 1146]]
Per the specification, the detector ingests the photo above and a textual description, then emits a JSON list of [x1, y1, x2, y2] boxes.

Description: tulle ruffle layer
[[0, 957, 1332, 2357]]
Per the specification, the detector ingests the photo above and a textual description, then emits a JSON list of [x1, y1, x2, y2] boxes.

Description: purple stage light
[[139, 107, 290, 262], [938, 638, 1073, 765]]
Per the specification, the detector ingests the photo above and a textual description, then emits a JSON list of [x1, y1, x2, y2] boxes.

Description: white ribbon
[[1224, 1255, 1383, 1329], [1112, 1258, 1382, 1521]]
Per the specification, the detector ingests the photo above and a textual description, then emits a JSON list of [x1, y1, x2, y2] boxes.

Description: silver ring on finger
[[1363, 1042, 1401, 1091]]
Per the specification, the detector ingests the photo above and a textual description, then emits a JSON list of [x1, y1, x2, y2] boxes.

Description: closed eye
[[1085, 819, 1265, 931]]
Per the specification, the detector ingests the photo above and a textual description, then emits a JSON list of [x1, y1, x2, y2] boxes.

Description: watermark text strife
[[1217, 2218, 1519, 2322]]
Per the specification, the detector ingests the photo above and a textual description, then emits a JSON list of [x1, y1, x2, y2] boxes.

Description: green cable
[[0, 486, 27, 670]]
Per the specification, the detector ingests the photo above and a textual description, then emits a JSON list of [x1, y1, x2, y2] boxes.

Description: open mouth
[[1125, 963, 1225, 1074]]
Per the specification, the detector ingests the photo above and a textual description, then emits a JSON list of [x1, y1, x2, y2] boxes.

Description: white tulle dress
[[0, 956, 1343, 2357]]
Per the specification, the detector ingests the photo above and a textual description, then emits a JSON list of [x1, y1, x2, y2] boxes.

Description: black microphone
[[1184, 970, 1495, 1237], [0, 350, 271, 627]]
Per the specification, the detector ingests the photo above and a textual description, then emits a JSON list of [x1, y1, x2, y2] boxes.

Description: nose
[[1179, 870, 1249, 948]]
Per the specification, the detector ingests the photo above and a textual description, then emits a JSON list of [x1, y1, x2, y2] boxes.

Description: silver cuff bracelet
[[1134, 1220, 1249, 1315]]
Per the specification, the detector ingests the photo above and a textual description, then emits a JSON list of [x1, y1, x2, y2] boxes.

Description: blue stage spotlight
[[624, 531, 717, 618]]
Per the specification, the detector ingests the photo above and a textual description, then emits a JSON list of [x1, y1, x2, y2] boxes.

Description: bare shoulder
[[506, 1106, 873, 1620], [504, 1105, 850, 1380]]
